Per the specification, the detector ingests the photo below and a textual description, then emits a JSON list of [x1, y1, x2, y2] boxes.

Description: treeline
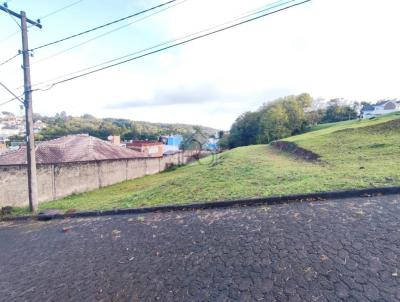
[[32, 112, 218, 141], [220, 94, 360, 148]]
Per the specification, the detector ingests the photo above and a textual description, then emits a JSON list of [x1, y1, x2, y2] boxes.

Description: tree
[[227, 93, 315, 147], [323, 99, 358, 122], [218, 134, 230, 149], [228, 111, 260, 148], [306, 109, 324, 126], [258, 104, 290, 143]]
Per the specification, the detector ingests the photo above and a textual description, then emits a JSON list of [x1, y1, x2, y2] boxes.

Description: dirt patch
[[271, 141, 321, 162]]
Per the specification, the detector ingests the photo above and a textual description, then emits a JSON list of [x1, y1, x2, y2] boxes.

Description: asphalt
[[0, 194, 399, 302]]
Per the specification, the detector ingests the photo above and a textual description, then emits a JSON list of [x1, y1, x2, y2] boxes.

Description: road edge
[[2, 186, 400, 221]]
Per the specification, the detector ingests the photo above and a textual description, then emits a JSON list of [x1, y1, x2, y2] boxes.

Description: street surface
[[1, 194, 399, 301]]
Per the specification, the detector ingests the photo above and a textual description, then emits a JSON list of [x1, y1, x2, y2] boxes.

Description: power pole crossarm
[[0, 5, 42, 28]]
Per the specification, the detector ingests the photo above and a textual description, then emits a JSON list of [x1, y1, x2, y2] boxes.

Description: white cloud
[[1, 0, 400, 129]]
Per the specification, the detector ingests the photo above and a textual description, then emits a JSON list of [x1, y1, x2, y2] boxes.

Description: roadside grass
[[11, 113, 400, 215]]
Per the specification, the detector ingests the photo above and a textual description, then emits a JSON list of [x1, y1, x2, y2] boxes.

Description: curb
[[2, 186, 400, 222]]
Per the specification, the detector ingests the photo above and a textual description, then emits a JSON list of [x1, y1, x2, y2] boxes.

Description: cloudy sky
[[0, 0, 400, 130]]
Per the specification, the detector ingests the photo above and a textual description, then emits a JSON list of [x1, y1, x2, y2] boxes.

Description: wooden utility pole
[[21, 11, 38, 212], [0, 5, 42, 212]]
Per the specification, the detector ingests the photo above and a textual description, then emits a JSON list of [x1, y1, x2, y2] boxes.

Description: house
[[361, 100, 400, 119], [161, 134, 183, 153], [205, 138, 219, 151], [107, 135, 121, 145], [167, 135, 183, 146], [33, 120, 46, 133], [0, 134, 143, 165], [126, 140, 164, 157]]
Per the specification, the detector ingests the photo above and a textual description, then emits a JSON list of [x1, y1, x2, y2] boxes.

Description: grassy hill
[[36, 113, 400, 213]]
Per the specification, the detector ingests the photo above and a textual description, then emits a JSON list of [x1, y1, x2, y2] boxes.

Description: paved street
[[1, 194, 400, 301]]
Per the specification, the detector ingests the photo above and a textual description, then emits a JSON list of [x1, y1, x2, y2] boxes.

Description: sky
[[0, 0, 400, 130]]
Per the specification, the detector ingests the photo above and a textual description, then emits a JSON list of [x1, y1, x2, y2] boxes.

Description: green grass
[[13, 113, 400, 215]]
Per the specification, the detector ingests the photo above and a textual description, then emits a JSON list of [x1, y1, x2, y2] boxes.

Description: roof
[[375, 100, 398, 106], [0, 135, 144, 165], [126, 140, 163, 147], [362, 104, 375, 112]]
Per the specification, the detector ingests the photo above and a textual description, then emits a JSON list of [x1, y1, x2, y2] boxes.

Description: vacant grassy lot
[[29, 113, 400, 213]]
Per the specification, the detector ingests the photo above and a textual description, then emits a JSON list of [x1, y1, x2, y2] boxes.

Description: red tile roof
[[0, 135, 144, 165]]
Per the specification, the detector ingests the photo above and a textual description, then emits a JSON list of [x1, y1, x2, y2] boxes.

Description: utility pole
[[0, 5, 42, 212]]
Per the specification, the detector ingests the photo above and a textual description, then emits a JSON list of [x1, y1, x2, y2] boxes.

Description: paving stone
[[0, 194, 399, 301]]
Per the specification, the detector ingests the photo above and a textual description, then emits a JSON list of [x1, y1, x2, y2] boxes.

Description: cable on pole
[[39, 0, 85, 20], [0, 95, 22, 106], [0, 30, 19, 44], [2, 2, 21, 29], [29, 0, 178, 52], [0, 81, 24, 103], [0, 52, 20, 67], [31, 0, 189, 65], [30, 0, 298, 88], [0, 0, 84, 44], [31, 0, 311, 92]]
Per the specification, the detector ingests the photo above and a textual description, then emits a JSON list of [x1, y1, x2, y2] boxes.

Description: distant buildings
[[33, 120, 46, 133], [162, 134, 183, 153], [0, 134, 143, 165], [107, 135, 121, 145], [361, 100, 400, 119], [205, 138, 219, 151], [0, 112, 25, 142], [126, 141, 164, 157]]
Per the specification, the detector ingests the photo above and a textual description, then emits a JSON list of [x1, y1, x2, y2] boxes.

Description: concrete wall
[[0, 153, 184, 208]]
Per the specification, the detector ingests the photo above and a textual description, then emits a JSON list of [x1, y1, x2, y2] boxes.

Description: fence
[[0, 152, 185, 208]]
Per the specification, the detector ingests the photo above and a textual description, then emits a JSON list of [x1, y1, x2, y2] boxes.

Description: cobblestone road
[[1, 195, 400, 301]]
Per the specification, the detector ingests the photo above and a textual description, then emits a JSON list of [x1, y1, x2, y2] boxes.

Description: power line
[[0, 30, 19, 44], [2, 3, 21, 29], [0, 81, 23, 103], [0, 0, 84, 44], [31, 0, 189, 65], [29, 0, 178, 52], [0, 52, 20, 67], [32, 0, 311, 93], [0, 95, 22, 106], [31, 0, 297, 88], [39, 0, 85, 20]]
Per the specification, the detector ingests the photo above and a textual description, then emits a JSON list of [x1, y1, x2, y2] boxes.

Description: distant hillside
[[33, 113, 219, 141], [36, 113, 400, 213]]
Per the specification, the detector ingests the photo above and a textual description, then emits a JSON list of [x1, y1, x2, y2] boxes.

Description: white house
[[361, 100, 400, 119]]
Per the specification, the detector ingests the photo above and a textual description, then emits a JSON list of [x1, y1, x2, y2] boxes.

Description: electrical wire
[[39, 0, 85, 20], [29, 0, 178, 52], [0, 0, 85, 45], [2, 3, 21, 29], [0, 96, 20, 106], [0, 81, 24, 107], [30, 0, 297, 88], [0, 81, 23, 102], [0, 52, 20, 67], [31, 0, 189, 65], [32, 0, 311, 92], [0, 30, 19, 44]]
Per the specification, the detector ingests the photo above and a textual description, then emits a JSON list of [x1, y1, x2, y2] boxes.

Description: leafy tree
[[218, 134, 230, 149], [323, 99, 358, 122], [228, 111, 260, 148], [258, 104, 290, 143], [33, 113, 218, 142]]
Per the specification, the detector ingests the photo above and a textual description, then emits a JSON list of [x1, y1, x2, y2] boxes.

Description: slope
[[32, 113, 400, 212]]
